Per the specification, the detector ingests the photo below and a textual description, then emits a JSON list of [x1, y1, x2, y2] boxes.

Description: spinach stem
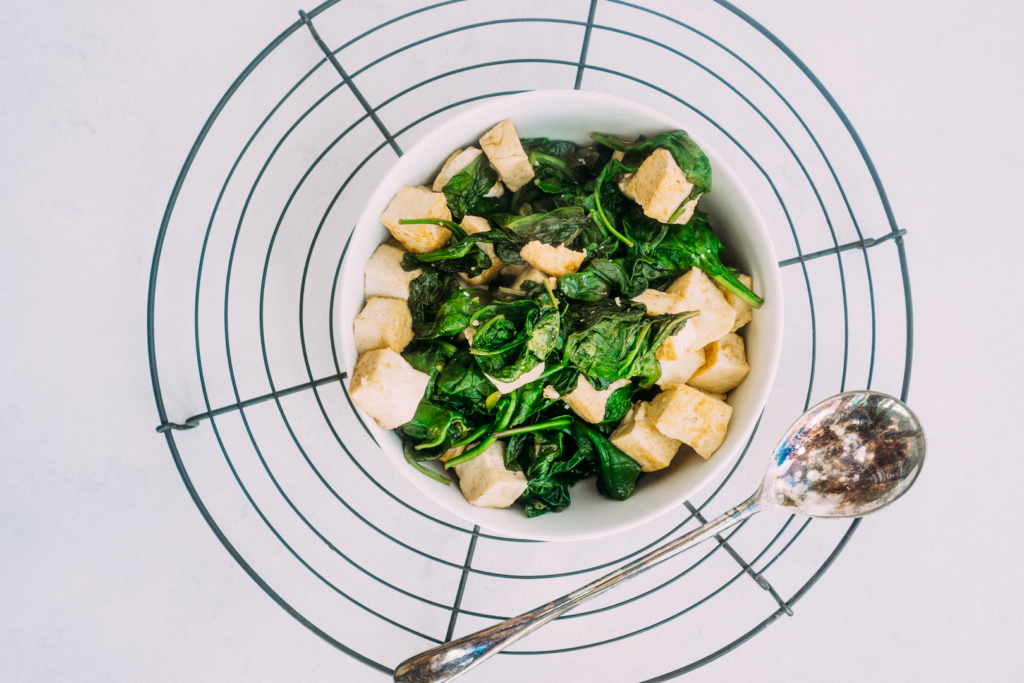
[[404, 447, 451, 485], [493, 416, 572, 439], [543, 278, 559, 308], [448, 424, 489, 450], [593, 182, 634, 248], [399, 218, 467, 240], [445, 434, 495, 468]]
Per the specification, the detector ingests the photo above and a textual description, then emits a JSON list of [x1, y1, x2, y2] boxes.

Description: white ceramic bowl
[[338, 90, 783, 541]]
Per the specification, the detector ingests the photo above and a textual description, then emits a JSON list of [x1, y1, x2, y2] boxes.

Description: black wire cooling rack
[[147, 1, 913, 679]]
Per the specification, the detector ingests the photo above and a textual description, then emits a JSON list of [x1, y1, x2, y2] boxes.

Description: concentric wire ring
[[148, 1, 912, 678]]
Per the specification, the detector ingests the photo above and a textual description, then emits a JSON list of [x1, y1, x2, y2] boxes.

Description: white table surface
[[2, 1, 1021, 681]]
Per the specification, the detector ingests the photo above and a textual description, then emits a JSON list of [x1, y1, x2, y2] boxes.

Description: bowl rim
[[338, 89, 783, 541]]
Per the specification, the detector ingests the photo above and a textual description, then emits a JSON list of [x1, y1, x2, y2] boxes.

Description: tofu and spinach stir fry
[[350, 119, 763, 518]]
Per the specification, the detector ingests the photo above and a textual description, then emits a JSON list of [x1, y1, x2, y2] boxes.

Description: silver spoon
[[394, 390, 925, 683]]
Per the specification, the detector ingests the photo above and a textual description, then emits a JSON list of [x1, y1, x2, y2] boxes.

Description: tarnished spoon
[[395, 391, 926, 683]]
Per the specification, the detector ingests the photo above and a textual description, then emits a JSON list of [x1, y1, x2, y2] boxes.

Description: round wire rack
[[148, 1, 913, 679]]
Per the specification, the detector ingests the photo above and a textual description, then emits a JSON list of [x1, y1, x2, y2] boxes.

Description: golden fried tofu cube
[[479, 119, 535, 191], [512, 266, 557, 291], [563, 375, 630, 424], [453, 440, 528, 508], [718, 273, 754, 332], [646, 384, 732, 459], [656, 347, 706, 388], [350, 348, 430, 430], [688, 332, 750, 394], [666, 268, 736, 350], [380, 185, 453, 253], [458, 215, 503, 286], [353, 296, 414, 355], [519, 241, 586, 277], [364, 243, 421, 300], [610, 401, 683, 472], [625, 147, 700, 224]]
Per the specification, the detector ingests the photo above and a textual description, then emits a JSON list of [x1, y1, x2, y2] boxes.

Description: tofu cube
[[632, 288, 690, 316], [349, 348, 430, 430], [563, 375, 630, 424], [364, 243, 421, 300], [633, 289, 700, 357], [656, 347, 706, 388], [453, 440, 528, 508], [432, 147, 480, 191], [353, 296, 414, 355], [646, 384, 732, 459], [380, 185, 453, 253], [610, 401, 683, 472], [625, 148, 700, 224], [520, 241, 586, 277], [479, 119, 535, 192], [440, 445, 467, 462], [512, 266, 557, 291], [485, 362, 545, 394], [719, 273, 754, 332], [433, 147, 505, 197], [458, 215, 503, 286], [688, 333, 750, 394], [501, 263, 529, 278], [655, 326, 700, 361], [695, 388, 728, 402], [666, 268, 736, 350]]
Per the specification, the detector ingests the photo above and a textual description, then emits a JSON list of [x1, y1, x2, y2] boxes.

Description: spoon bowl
[[760, 392, 926, 518]]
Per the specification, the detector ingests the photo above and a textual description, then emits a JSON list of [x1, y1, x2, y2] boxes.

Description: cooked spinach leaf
[[442, 154, 506, 222], [572, 420, 642, 501], [414, 288, 485, 339], [563, 299, 697, 388]]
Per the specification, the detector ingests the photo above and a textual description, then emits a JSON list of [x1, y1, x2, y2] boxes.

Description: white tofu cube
[[458, 215, 503, 286], [666, 268, 736, 350], [364, 243, 421, 300], [440, 445, 466, 462], [353, 296, 414, 355], [563, 375, 630, 424], [718, 273, 754, 332], [433, 147, 504, 197], [479, 119, 535, 192], [453, 440, 528, 508], [379, 185, 453, 253], [513, 266, 557, 291], [610, 401, 682, 472], [632, 288, 700, 358], [625, 147, 699, 224], [688, 332, 750, 394], [655, 326, 700, 361], [349, 348, 430, 430], [656, 347, 706, 388], [432, 148, 480, 191], [519, 241, 586, 277], [632, 288, 690, 316], [485, 362, 545, 394], [695, 388, 728, 402], [646, 384, 732, 459]]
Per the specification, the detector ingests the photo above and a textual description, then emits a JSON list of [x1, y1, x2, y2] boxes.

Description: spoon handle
[[393, 492, 763, 683]]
